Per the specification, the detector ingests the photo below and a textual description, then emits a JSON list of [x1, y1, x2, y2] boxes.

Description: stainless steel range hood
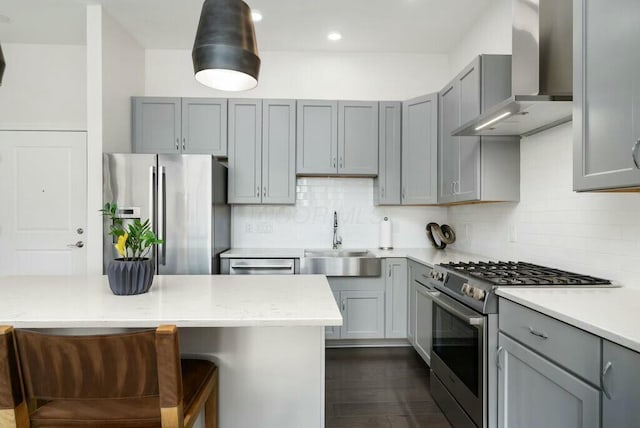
[[453, 0, 573, 137]]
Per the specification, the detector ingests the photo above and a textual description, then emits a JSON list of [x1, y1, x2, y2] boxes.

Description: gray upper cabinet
[[401, 93, 438, 205], [438, 55, 520, 204], [296, 100, 338, 175], [132, 97, 181, 154], [602, 340, 640, 427], [228, 99, 296, 205], [573, 0, 640, 191], [262, 100, 296, 204], [181, 98, 227, 156], [338, 101, 379, 175], [132, 96, 228, 156], [297, 100, 379, 176], [374, 102, 402, 205], [228, 99, 262, 204], [498, 333, 600, 428]]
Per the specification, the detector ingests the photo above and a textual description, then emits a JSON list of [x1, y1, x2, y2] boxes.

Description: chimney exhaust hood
[[453, 0, 573, 137]]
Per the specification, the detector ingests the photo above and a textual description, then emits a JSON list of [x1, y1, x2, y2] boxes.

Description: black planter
[[107, 258, 155, 296]]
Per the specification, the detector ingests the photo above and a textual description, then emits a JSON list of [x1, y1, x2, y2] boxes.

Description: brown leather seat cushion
[[30, 359, 216, 428]]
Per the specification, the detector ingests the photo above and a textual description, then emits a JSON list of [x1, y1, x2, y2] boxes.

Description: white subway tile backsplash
[[233, 178, 448, 249], [448, 122, 640, 288]]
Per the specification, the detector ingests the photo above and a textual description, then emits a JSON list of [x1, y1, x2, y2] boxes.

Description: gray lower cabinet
[[340, 290, 385, 339], [384, 258, 408, 339], [297, 100, 378, 176], [414, 280, 433, 365], [374, 102, 402, 205], [602, 340, 640, 427], [438, 55, 519, 204], [228, 99, 296, 205], [573, 0, 640, 191], [132, 97, 227, 156], [498, 333, 600, 428], [401, 94, 438, 205]]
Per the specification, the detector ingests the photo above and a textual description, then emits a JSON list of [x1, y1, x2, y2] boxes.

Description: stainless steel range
[[426, 261, 613, 428]]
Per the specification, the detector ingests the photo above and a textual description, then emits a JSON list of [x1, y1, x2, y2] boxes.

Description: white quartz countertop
[[497, 288, 640, 353], [221, 247, 490, 267], [0, 275, 342, 329]]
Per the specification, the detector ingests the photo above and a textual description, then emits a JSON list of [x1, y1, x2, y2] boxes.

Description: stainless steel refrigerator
[[103, 154, 230, 274]]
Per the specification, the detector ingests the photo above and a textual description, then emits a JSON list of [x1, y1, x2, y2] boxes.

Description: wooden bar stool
[[0, 325, 218, 428]]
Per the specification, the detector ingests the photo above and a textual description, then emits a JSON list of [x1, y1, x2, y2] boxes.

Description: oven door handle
[[431, 292, 485, 327]]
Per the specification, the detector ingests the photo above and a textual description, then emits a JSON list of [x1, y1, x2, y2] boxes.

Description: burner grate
[[439, 261, 611, 286]]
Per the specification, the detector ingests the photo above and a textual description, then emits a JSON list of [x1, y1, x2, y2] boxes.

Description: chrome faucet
[[332, 211, 342, 249]]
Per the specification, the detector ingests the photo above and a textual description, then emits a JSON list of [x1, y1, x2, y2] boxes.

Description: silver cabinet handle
[[67, 241, 84, 248], [528, 326, 548, 339], [182, 137, 186, 151], [158, 166, 167, 265], [451, 182, 455, 194], [601, 361, 613, 399], [263, 187, 267, 197], [381, 187, 385, 198], [175, 138, 179, 151], [339, 156, 343, 169], [256, 186, 260, 197], [402, 188, 406, 200], [341, 299, 346, 312], [333, 157, 337, 168], [633, 140, 640, 169], [455, 181, 459, 194], [496, 346, 504, 370]]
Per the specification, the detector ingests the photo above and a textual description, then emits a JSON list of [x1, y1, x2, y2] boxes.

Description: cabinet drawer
[[499, 299, 601, 385], [410, 261, 433, 288]]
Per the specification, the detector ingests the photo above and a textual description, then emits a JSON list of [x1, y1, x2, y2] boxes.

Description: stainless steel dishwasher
[[221, 258, 299, 275]]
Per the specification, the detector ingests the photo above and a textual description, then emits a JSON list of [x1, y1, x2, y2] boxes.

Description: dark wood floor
[[325, 347, 452, 428]]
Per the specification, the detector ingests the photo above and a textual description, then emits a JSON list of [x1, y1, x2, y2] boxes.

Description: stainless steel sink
[[300, 249, 381, 277]]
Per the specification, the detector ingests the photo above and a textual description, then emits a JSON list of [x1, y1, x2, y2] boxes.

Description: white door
[[0, 131, 87, 275]]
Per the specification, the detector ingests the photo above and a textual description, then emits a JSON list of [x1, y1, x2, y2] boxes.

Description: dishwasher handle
[[228, 259, 298, 275]]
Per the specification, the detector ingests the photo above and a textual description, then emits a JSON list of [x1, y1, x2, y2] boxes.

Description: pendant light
[[0, 44, 5, 85], [192, 0, 260, 92]]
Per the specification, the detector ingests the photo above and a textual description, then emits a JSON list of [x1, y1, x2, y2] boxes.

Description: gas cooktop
[[438, 261, 612, 286]]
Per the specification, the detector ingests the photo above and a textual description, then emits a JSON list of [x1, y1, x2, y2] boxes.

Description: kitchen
[[0, 0, 639, 427]]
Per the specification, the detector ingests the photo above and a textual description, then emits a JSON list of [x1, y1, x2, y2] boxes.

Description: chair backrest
[[14, 329, 160, 400], [0, 326, 24, 411]]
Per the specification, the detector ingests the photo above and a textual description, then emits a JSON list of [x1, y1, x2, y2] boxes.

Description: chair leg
[[204, 371, 218, 428]]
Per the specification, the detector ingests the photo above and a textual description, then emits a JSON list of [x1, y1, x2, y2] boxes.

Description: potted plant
[[101, 202, 163, 295]]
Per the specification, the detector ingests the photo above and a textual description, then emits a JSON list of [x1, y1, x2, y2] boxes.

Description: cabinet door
[[296, 100, 337, 174], [181, 98, 227, 156], [375, 102, 402, 205], [602, 340, 640, 427], [132, 97, 181, 154], [407, 265, 416, 345], [498, 333, 600, 428], [456, 58, 481, 202], [438, 82, 459, 204], [262, 100, 296, 204], [325, 291, 342, 340], [340, 290, 385, 339], [401, 94, 438, 205], [384, 258, 408, 339], [574, 0, 640, 191], [414, 283, 433, 365], [228, 99, 262, 204], [338, 101, 379, 175]]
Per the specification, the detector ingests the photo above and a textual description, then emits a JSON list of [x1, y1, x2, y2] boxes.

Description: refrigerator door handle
[[158, 166, 167, 265], [150, 165, 157, 263]]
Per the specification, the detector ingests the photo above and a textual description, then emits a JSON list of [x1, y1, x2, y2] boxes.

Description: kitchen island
[[0, 274, 342, 428]]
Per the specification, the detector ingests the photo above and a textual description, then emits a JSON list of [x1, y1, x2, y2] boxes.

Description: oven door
[[430, 291, 485, 427]]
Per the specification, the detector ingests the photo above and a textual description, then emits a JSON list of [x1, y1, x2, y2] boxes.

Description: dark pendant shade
[[0, 44, 5, 86], [192, 0, 260, 91]]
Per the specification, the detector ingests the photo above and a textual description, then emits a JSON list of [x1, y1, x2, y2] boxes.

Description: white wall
[[448, 0, 512, 74], [233, 178, 447, 248], [0, 43, 86, 130], [101, 11, 145, 153], [145, 50, 450, 100]]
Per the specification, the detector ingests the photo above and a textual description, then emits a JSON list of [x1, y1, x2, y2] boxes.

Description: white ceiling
[[0, 0, 495, 54]]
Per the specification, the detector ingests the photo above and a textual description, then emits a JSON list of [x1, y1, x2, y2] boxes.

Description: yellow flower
[[115, 232, 128, 257]]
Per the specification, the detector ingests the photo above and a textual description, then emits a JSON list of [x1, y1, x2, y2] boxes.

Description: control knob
[[472, 288, 486, 301], [461, 283, 471, 295]]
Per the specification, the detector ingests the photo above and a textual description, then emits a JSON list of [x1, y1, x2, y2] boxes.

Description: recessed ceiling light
[[251, 10, 263, 22], [327, 32, 342, 41]]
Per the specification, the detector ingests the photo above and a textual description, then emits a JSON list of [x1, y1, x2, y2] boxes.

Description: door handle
[[67, 241, 84, 248], [158, 166, 167, 265], [333, 157, 337, 169], [496, 346, 504, 370], [175, 138, 179, 151], [182, 137, 186, 152], [528, 326, 548, 339], [256, 186, 260, 197], [263, 187, 267, 198], [632, 140, 640, 169], [339, 156, 343, 169], [601, 361, 613, 399]]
